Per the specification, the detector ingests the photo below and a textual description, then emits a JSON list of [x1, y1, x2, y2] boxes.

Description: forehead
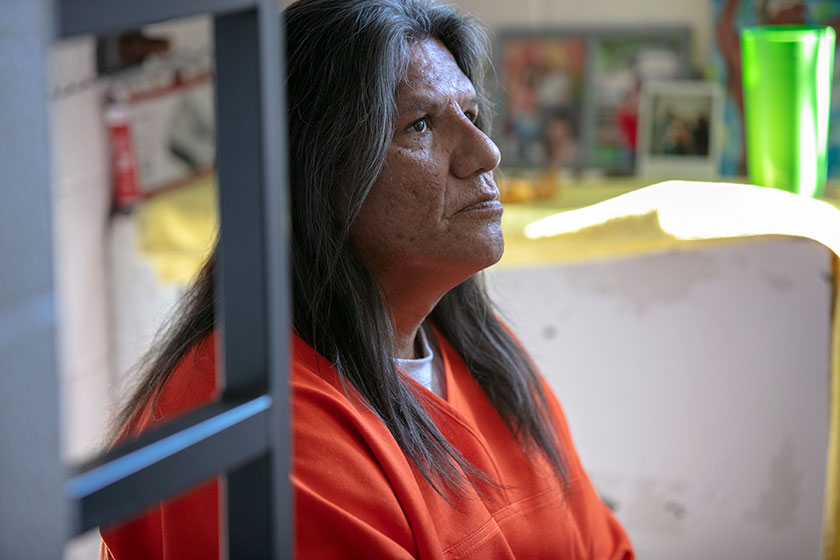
[[397, 39, 475, 106]]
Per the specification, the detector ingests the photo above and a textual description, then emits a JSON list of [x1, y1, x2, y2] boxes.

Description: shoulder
[[128, 334, 218, 437], [289, 336, 420, 557], [290, 335, 416, 490], [290, 335, 391, 444]]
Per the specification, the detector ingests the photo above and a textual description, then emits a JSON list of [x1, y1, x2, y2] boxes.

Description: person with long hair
[[100, 0, 634, 557]]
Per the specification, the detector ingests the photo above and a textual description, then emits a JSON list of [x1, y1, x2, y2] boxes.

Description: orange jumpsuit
[[101, 331, 633, 559]]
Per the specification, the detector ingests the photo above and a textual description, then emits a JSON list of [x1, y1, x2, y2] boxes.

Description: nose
[[450, 120, 501, 179]]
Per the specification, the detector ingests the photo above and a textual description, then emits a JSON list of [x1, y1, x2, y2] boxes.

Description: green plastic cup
[[741, 25, 835, 197]]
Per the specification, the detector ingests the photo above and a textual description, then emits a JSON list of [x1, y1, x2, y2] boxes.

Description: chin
[[475, 232, 505, 271]]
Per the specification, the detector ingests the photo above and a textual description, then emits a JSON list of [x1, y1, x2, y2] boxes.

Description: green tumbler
[[741, 25, 835, 197]]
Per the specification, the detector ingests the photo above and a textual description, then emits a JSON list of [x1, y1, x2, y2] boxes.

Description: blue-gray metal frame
[[66, 397, 271, 534], [58, 0, 255, 38], [0, 1, 69, 557], [52, 0, 290, 557], [216, 2, 291, 555]]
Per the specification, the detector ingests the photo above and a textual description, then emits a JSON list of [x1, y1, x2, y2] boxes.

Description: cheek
[[410, 157, 455, 222], [379, 151, 446, 220], [350, 178, 417, 260], [350, 147, 450, 261]]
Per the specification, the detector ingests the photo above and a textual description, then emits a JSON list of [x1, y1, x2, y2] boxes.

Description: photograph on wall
[[495, 35, 588, 168], [637, 80, 723, 179], [710, 0, 840, 177], [592, 34, 689, 172], [649, 92, 712, 156], [495, 27, 691, 174]]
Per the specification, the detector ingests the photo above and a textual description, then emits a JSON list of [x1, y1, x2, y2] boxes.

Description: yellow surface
[[499, 177, 840, 267], [136, 175, 840, 558], [136, 175, 217, 285]]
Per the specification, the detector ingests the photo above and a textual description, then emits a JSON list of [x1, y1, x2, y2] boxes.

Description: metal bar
[[215, 8, 269, 397], [214, 7, 274, 559], [57, 0, 256, 38], [256, 0, 293, 555], [66, 397, 271, 534], [0, 1, 68, 557], [227, 454, 273, 557], [215, 0, 291, 556], [580, 34, 598, 171]]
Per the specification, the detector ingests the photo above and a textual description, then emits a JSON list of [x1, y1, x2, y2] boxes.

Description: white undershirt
[[394, 327, 444, 397]]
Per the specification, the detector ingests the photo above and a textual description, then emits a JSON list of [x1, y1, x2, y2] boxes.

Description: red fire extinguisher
[[105, 89, 142, 208]]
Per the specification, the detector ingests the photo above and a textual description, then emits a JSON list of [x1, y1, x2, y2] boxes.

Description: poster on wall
[[494, 27, 691, 174], [636, 80, 724, 179], [495, 35, 588, 169], [709, 0, 840, 178], [592, 35, 686, 170]]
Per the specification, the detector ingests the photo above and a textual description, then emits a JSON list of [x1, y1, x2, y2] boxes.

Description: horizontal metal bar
[[57, 0, 256, 38], [66, 396, 271, 535]]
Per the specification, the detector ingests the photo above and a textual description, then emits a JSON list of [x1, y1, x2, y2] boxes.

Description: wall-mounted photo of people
[[496, 28, 690, 175], [496, 36, 587, 168], [593, 34, 688, 172], [648, 94, 712, 157], [637, 81, 723, 180]]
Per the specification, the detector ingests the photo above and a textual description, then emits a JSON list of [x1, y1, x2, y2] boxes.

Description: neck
[[374, 263, 473, 359], [391, 299, 436, 359]]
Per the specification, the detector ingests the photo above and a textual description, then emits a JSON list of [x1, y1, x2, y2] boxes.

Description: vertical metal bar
[[215, 0, 290, 556], [580, 34, 598, 171], [214, 10, 271, 557], [225, 454, 272, 557], [215, 9, 268, 397], [256, 0, 292, 557], [0, 1, 69, 558]]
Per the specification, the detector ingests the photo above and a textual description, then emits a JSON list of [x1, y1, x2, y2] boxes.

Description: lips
[[459, 199, 503, 213], [456, 193, 503, 214]]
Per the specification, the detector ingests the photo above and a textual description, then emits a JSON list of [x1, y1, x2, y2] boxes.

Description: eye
[[409, 118, 429, 133], [464, 110, 478, 123]]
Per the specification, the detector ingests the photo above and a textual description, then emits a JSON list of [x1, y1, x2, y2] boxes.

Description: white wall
[[455, 0, 712, 72], [51, 36, 113, 463], [50, 16, 213, 465]]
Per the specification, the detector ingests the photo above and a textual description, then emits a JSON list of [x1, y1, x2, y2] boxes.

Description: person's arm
[[716, 0, 744, 113]]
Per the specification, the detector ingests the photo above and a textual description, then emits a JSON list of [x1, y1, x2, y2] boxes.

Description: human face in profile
[[351, 39, 503, 306]]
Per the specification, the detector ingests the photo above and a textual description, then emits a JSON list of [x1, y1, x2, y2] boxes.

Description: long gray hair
[[116, 0, 568, 496]]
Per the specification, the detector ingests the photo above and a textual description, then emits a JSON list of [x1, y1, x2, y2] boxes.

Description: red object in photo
[[105, 99, 142, 208]]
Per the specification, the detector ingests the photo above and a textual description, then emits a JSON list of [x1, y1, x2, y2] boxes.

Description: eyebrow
[[398, 95, 478, 116]]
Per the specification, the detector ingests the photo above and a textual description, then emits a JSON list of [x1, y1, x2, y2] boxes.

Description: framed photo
[[591, 33, 688, 172], [494, 27, 691, 173], [636, 80, 723, 180], [494, 34, 587, 169]]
